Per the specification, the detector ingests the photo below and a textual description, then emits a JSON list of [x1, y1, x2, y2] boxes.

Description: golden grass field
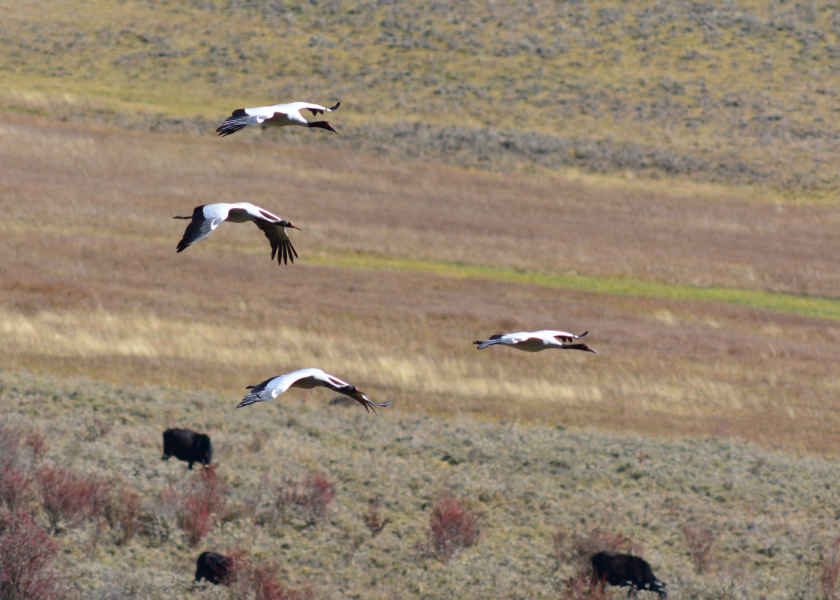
[[2, 1, 840, 598], [2, 114, 839, 453], [1, 111, 839, 599]]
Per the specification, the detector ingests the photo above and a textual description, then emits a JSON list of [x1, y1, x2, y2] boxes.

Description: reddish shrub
[[554, 527, 639, 568], [427, 493, 481, 561], [560, 569, 606, 600], [179, 495, 214, 546], [822, 536, 840, 600], [227, 551, 313, 600], [276, 470, 335, 526], [36, 466, 110, 532], [0, 510, 61, 600], [0, 466, 33, 511], [167, 466, 228, 546], [252, 563, 312, 600]]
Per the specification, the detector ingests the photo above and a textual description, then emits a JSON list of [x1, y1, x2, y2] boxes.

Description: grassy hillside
[[0, 112, 838, 597], [2, 2, 840, 597], [2, 1, 840, 193], [2, 370, 840, 599]]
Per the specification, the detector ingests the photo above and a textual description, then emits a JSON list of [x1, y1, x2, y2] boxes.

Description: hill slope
[[2, 370, 838, 598], [2, 0, 840, 191], [1, 115, 839, 454]]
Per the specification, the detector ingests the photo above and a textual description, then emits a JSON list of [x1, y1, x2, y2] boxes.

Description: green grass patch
[[310, 251, 840, 321]]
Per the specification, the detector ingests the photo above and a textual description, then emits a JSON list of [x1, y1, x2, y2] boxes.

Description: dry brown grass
[[1, 114, 839, 454]]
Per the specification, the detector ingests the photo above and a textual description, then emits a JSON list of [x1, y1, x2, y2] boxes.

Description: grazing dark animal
[[194, 551, 232, 585], [591, 551, 667, 598], [162, 428, 213, 469]]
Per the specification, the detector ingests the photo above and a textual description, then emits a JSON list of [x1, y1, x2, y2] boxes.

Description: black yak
[[162, 428, 213, 469], [194, 551, 232, 584], [591, 551, 667, 597]]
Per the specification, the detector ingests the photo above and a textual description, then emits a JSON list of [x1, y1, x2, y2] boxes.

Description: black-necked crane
[[173, 202, 300, 265], [473, 330, 596, 353], [216, 101, 340, 136], [236, 368, 390, 413]]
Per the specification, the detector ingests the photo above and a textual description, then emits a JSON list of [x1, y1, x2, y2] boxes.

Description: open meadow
[[2, 0, 840, 598], [1, 110, 839, 600]]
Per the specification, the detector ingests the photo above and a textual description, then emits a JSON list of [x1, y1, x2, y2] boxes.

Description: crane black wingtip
[[216, 124, 246, 137], [216, 111, 248, 136]]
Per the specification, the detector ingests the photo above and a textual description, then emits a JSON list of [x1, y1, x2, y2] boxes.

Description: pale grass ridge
[[0, 307, 602, 413]]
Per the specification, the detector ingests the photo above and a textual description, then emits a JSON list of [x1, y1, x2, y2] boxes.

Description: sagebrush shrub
[[0, 510, 60, 600], [559, 569, 606, 600], [0, 425, 21, 462], [363, 498, 390, 537], [104, 487, 141, 545], [555, 527, 639, 568], [821, 536, 840, 600], [0, 425, 45, 510], [168, 465, 227, 546], [0, 466, 33, 511], [37, 466, 110, 532], [227, 550, 314, 600], [252, 563, 314, 600], [24, 431, 47, 463], [275, 470, 335, 526], [427, 493, 481, 561], [681, 524, 716, 574]]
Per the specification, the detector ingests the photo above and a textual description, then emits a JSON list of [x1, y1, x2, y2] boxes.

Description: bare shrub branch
[[104, 487, 141, 546], [559, 569, 606, 600], [822, 536, 840, 600], [0, 425, 46, 511], [273, 470, 336, 527], [36, 466, 110, 532], [363, 497, 391, 538], [426, 492, 481, 561], [0, 510, 61, 600], [226, 549, 315, 600], [166, 465, 228, 546], [682, 524, 717, 574], [554, 526, 640, 570]]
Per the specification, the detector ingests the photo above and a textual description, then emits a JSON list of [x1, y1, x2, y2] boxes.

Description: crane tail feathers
[[473, 339, 499, 350]]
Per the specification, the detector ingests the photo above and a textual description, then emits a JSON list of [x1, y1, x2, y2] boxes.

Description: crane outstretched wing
[[254, 221, 298, 265]]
